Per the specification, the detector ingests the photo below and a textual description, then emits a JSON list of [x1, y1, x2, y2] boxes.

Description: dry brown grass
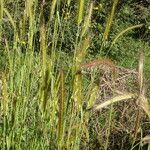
[[80, 56, 150, 149]]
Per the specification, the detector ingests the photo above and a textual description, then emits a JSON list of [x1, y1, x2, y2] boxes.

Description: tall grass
[[0, 0, 93, 149], [0, 0, 150, 150]]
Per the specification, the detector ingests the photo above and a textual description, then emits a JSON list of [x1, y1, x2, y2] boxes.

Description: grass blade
[[4, 8, 16, 29], [94, 93, 135, 110], [58, 69, 65, 146], [50, 0, 57, 21]]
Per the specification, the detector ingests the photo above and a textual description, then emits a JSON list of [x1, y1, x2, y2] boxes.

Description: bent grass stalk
[[3, 8, 16, 30], [110, 24, 145, 49], [103, 0, 119, 41], [94, 93, 135, 110]]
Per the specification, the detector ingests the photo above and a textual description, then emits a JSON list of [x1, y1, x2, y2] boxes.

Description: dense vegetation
[[0, 0, 150, 149]]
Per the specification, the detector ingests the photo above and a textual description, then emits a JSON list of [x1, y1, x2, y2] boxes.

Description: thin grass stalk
[[104, 104, 113, 150], [47, 0, 58, 39], [9, 33, 22, 104], [5, 38, 12, 74], [3, 8, 16, 30], [51, 13, 60, 54], [74, 0, 87, 64], [24, 1, 37, 104], [0, 0, 3, 42], [81, 2, 93, 38], [133, 50, 144, 145], [2, 115, 7, 149], [58, 69, 65, 147], [66, 113, 74, 149], [21, 10, 28, 43], [40, 16, 47, 76], [77, 0, 84, 25], [39, 2, 49, 115], [25, 0, 35, 50], [43, 69, 50, 114], [0, 0, 3, 21], [103, 0, 119, 41], [1, 73, 9, 149], [2, 73, 8, 116], [138, 51, 144, 94], [50, 0, 57, 21], [11, 94, 17, 131]]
